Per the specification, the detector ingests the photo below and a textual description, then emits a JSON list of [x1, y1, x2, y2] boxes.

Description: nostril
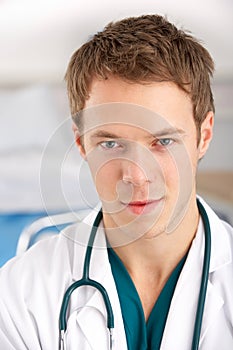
[[122, 174, 148, 186], [122, 175, 132, 184]]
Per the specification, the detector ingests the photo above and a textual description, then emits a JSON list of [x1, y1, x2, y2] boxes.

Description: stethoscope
[[59, 199, 211, 350]]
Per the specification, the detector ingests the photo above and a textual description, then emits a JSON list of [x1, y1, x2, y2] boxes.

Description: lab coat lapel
[[67, 208, 128, 349], [160, 200, 231, 350], [74, 268, 128, 349], [198, 201, 232, 347]]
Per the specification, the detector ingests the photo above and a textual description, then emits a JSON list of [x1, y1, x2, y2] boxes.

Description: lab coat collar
[[201, 198, 232, 272], [70, 204, 107, 280], [160, 198, 232, 349], [64, 205, 128, 349]]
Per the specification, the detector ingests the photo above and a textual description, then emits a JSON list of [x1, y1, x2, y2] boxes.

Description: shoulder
[[198, 197, 233, 281], [0, 218, 89, 291], [0, 207, 99, 290], [0, 233, 67, 291], [198, 196, 233, 241], [197, 198, 233, 324]]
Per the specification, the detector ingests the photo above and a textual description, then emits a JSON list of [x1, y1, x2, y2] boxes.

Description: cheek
[[157, 154, 180, 190], [158, 146, 196, 197], [90, 161, 121, 200]]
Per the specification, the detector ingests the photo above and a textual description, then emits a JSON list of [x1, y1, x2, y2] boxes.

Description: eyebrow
[[151, 127, 186, 138], [90, 130, 121, 139], [90, 128, 186, 139]]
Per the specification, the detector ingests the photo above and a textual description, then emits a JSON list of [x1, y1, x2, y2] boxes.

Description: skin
[[73, 76, 214, 320]]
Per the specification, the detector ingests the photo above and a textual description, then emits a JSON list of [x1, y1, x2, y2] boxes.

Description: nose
[[122, 143, 157, 186], [122, 161, 149, 186]]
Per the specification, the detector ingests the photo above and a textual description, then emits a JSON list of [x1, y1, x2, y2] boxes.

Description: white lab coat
[[0, 197, 233, 349]]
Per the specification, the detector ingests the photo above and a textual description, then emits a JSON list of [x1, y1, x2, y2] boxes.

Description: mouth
[[121, 199, 163, 215]]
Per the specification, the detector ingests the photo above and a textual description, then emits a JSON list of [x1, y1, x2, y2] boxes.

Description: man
[[0, 14, 233, 350]]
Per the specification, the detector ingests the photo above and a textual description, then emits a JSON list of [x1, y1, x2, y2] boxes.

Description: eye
[[157, 138, 174, 146], [100, 140, 119, 149]]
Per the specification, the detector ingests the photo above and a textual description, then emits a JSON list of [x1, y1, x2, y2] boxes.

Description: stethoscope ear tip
[[109, 327, 114, 350], [59, 330, 65, 350]]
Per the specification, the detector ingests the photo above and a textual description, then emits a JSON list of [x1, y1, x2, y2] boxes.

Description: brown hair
[[65, 14, 215, 142]]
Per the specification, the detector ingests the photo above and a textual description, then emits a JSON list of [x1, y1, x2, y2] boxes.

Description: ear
[[72, 122, 86, 160], [198, 111, 214, 160]]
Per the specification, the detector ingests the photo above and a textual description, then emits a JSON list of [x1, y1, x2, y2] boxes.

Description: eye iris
[[106, 141, 116, 148], [160, 138, 170, 146]]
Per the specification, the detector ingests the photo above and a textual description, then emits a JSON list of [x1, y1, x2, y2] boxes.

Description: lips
[[126, 200, 157, 206], [121, 198, 163, 215]]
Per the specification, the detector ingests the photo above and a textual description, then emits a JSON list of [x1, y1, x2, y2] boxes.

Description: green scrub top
[[108, 248, 187, 350]]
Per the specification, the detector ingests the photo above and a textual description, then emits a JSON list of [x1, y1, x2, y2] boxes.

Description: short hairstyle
[[65, 14, 215, 142]]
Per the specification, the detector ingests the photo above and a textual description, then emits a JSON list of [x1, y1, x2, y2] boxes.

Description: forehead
[[74, 103, 186, 139], [75, 78, 195, 135], [76, 102, 164, 129]]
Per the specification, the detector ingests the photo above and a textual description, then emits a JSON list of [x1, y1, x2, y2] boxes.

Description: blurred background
[[0, 0, 233, 266]]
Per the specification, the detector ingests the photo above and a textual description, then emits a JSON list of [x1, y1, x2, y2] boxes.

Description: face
[[73, 77, 213, 244]]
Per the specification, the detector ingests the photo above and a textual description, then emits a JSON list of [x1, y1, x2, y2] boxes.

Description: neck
[[105, 196, 199, 280]]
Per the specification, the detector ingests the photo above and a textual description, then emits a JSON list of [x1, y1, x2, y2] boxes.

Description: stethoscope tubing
[[191, 200, 211, 350], [59, 210, 114, 349]]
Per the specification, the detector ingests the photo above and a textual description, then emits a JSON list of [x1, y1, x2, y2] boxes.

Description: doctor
[[0, 14, 233, 350]]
